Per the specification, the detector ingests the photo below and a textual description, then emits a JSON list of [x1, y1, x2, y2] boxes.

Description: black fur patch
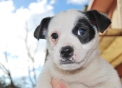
[[72, 18, 95, 44]]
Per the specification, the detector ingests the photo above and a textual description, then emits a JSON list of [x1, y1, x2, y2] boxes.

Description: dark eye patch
[[72, 18, 95, 44]]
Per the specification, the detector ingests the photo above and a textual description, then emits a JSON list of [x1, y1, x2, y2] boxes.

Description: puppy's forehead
[[49, 9, 85, 32]]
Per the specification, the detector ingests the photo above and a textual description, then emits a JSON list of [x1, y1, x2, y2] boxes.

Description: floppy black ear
[[34, 17, 52, 40], [84, 10, 111, 33]]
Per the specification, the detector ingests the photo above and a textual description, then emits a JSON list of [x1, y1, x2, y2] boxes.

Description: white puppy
[[34, 9, 122, 88]]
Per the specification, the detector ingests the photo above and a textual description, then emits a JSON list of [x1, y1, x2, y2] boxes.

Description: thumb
[[51, 78, 67, 88]]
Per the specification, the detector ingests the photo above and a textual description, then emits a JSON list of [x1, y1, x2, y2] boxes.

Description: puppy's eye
[[77, 28, 86, 36], [51, 33, 58, 39]]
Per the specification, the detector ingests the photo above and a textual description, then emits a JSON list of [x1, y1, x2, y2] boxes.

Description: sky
[[0, 0, 90, 87], [12, 0, 89, 14]]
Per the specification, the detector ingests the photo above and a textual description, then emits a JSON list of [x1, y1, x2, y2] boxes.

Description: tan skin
[[51, 78, 67, 88]]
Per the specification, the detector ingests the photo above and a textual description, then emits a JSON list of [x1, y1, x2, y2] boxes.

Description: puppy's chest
[[51, 71, 103, 88], [51, 72, 85, 87], [50, 69, 98, 88]]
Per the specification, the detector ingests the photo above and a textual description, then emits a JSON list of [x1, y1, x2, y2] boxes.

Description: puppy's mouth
[[60, 57, 82, 65], [60, 60, 74, 64], [57, 57, 86, 71], [60, 57, 73, 64]]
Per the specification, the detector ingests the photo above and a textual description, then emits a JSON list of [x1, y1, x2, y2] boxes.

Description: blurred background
[[0, 0, 122, 88]]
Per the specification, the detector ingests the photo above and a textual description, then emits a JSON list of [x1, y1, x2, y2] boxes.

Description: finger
[[51, 78, 67, 88]]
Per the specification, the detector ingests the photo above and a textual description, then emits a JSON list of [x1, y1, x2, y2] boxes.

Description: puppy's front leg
[[36, 68, 52, 88]]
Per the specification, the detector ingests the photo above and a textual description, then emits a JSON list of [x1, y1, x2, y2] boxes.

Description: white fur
[[36, 9, 122, 88]]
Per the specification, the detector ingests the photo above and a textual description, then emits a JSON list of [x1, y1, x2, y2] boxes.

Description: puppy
[[34, 9, 122, 88]]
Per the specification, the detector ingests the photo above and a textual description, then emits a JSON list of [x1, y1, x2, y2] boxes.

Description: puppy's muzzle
[[60, 46, 74, 63]]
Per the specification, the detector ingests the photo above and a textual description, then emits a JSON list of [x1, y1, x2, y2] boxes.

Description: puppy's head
[[34, 9, 111, 71]]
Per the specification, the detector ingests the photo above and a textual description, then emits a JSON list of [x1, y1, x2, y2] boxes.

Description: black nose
[[60, 46, 73, 59]]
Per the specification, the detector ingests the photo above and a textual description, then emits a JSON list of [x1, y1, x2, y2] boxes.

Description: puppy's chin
[[56, 61, 86, 71]]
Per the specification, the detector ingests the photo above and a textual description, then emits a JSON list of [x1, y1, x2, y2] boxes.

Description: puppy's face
[[47, 10, 99, 70], [34, 9, 111, 71]]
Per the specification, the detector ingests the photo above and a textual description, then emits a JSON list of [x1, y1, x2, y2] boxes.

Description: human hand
[[51, 78, 67, 88]]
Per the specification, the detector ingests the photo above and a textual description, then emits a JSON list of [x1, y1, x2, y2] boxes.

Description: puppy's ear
[[84, 10, 111, 33], [34, 17, 52, 40]]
